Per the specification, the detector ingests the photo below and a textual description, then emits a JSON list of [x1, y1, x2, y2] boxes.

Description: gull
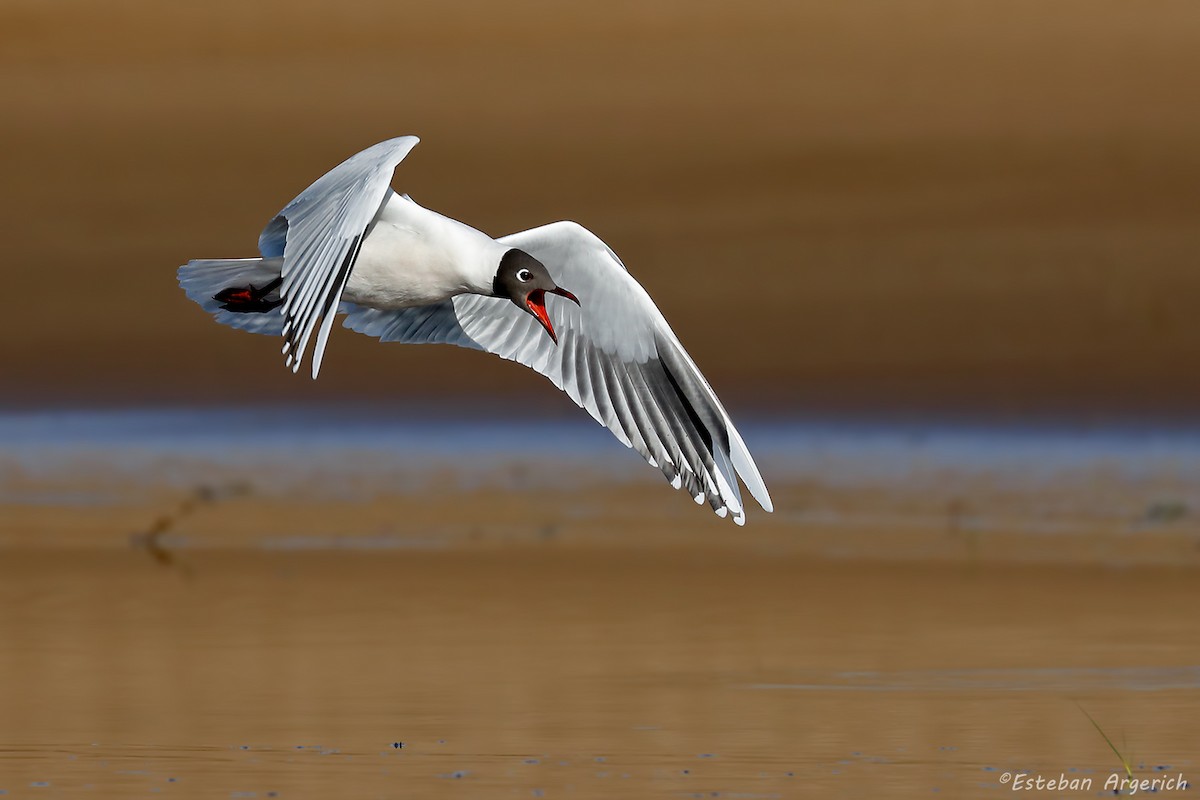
[[178, 137, 772, 523]]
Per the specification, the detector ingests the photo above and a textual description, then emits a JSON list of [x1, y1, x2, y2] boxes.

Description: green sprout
[[1077, 703, 1133, 781]]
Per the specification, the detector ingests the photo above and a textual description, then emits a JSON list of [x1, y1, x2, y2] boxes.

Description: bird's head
[[493, 249, 579, 344]]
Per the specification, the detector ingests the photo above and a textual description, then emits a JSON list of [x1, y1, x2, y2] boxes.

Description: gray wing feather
[[264, 136, 420, 378], [340, 220, 771, 524], [340, 300, 480, 349]]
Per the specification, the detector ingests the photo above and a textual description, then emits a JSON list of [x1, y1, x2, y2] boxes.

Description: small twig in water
[[131, 481, 251, 571], [1077, 703, 1133, 780]]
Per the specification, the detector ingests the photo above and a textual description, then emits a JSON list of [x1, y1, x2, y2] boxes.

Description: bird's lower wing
[[340, 221, 771, 524]]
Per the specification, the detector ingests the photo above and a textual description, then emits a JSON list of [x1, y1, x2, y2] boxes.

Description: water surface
[[2, 410, 1198, 797]]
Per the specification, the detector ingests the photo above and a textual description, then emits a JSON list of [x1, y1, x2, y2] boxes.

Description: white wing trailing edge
[[342, 221, 772, 524], [266, 136, 420, 378]]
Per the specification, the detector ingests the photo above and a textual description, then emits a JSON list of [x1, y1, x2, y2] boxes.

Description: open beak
[[525, 287, 580, 345]]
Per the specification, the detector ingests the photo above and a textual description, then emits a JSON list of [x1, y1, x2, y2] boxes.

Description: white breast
[[343, 193, 506, 310]]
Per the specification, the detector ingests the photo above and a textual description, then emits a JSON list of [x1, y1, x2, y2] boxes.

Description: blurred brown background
[[3, 0, 1199, 416]]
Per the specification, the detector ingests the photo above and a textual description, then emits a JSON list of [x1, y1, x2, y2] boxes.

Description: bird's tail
[[178, 257, 286, 335]]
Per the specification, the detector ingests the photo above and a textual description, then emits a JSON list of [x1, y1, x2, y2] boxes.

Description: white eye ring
[[517, 268, 533, 282]]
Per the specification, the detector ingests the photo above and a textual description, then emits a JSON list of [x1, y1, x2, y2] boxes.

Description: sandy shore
[[3, 0, 1200, 413]]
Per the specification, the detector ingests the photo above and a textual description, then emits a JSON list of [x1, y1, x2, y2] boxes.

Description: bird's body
[[179, 136, 773, 524], [344, 193, 505, 310]]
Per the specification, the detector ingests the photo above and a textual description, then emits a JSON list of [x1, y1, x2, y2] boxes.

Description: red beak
[[526, 287, 579, 345]]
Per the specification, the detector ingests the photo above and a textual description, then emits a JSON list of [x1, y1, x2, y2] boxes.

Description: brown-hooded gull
[[179, 137, 772, 524]]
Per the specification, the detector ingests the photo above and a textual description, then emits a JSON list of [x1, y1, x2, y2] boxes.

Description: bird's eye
[[517, 269, 533, 282]]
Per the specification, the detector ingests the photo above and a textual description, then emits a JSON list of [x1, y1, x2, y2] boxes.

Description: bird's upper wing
[[341, 220, 772, 524], [262, 136, 420, 378]]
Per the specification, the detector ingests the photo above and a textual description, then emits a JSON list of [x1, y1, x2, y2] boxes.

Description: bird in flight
[[179, 137, 772, 523]]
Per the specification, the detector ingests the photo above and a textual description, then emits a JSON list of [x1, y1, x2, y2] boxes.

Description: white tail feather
[[177, 257, 285, 336]]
